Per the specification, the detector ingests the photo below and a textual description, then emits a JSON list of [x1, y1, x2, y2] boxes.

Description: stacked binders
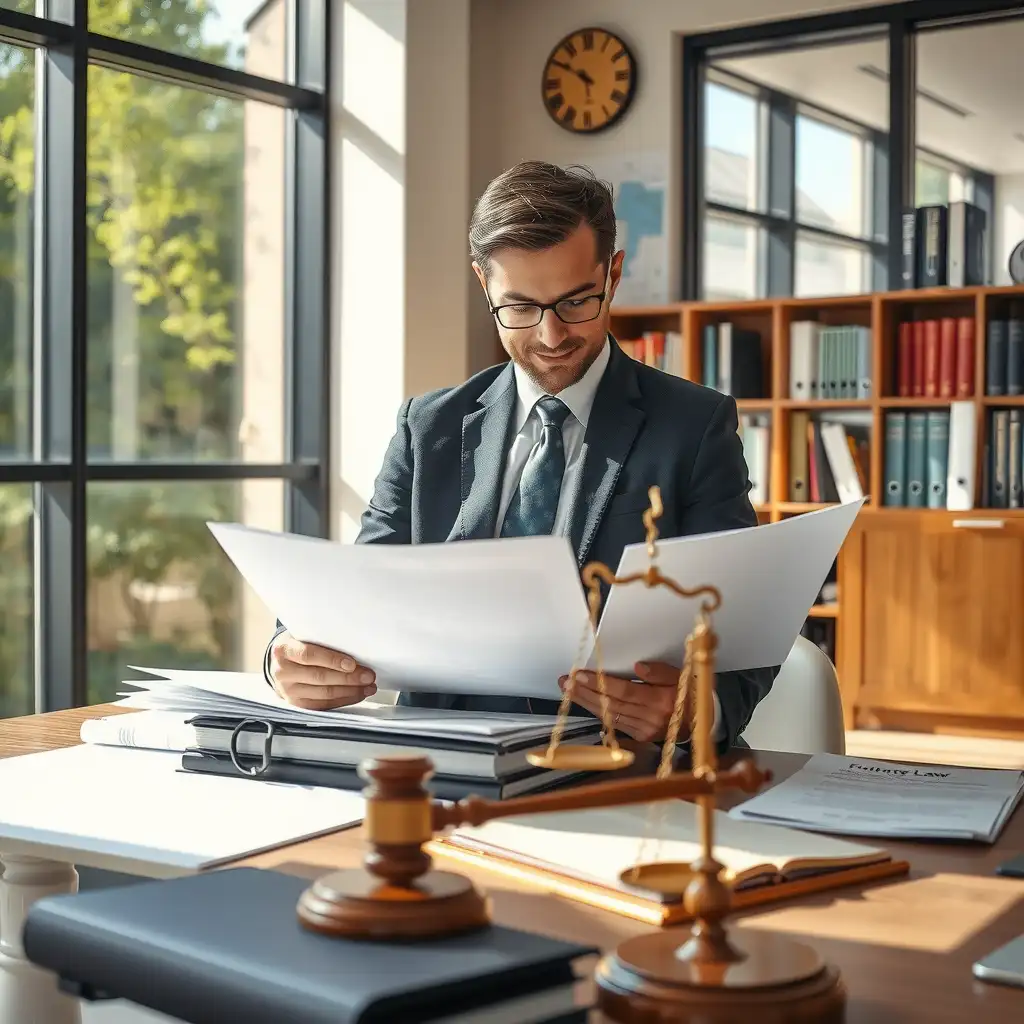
[[85, 668, 603, 800]]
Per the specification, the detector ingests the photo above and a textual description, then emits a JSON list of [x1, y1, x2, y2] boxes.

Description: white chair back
[[740, 634, 846, 755]]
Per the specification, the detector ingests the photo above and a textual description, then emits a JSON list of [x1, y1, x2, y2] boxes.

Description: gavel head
[[358, 755, 437, 887]]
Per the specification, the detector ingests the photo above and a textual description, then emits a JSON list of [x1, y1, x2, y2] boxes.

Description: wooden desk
[[1, 706, 1023, 1023]]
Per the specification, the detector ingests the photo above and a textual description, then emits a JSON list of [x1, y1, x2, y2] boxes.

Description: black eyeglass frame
[[488, 291, 608, 330]]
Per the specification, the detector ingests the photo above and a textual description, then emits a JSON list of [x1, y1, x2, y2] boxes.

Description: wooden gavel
[[358, 754, 770, 888]]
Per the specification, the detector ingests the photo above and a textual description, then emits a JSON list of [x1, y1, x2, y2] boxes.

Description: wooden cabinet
[[845, 512, 1024, 734]]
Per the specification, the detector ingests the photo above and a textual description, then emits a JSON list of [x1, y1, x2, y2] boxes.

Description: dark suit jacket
[[350, 339, 776, 749]]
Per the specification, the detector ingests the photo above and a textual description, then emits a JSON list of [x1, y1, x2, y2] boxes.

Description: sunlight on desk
[[737, 873, 1024, 952]]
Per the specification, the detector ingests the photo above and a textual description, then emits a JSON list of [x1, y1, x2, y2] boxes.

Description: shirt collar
[[511, 337, 611, 432]]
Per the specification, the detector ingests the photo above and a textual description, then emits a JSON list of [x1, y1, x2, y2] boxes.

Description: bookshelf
[[611, 284, 1024, 739]]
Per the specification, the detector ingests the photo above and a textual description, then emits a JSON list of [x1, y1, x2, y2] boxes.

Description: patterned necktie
[[500, 395, 571, 538]]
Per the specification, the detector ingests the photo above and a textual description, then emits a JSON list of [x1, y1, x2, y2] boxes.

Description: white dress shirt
[[495, 338, 610, 538], [495, 338, 723, 742]]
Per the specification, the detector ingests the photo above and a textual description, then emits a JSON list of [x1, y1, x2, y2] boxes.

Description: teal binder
[[925, 410, 950, 509], [703, 323, 718, 390], [883, 411, 908, 506], [906, 412, 928, 508]]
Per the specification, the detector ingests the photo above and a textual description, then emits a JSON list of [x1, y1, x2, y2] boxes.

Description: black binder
[[180, 749, 589, 800], [24, 868, 595, 1024]]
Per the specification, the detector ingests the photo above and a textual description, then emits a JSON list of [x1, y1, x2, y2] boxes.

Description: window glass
[[704, 81, 762, 211], [795, 233, 869, 297], [796, 114, 867, 238], [89, 0, 287, 79], [704, 214, 763, 300]]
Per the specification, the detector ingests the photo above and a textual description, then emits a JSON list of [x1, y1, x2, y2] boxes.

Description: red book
[[923, 319, 940, 397], [897, 321, 912, 397], [912, 321, 925, 397], [955, 317, 975, 397], [938, 318, 956, 397]]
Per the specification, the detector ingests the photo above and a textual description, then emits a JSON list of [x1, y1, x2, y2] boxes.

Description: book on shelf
[[903, 202, 986, 290], [788, 411, 869, 504], [618, 329, 682, 374], [701, 321, 765, 397], [896, 317, 975, 398], [738, 413, 770, 505], [984, 408, 1024, 509], [984, 304, 1023, 396], [431, 798, 908, 927], [789, 321, 871, 400], [23, 868, 596, 1024], [883, 402, 975, 510]]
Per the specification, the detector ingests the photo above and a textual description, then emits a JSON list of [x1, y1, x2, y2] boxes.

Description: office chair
[[740, 633, 846, 755]]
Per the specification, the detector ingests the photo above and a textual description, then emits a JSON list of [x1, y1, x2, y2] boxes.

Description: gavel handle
[[431, 760, 769, 830]]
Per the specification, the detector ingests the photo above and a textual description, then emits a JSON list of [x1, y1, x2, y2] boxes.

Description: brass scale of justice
[[295, 487, 847, 1023]]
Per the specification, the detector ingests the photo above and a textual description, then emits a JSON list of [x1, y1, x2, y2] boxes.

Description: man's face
[[473, 224, 623, 394]]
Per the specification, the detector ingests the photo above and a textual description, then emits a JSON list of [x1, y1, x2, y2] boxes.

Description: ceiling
[[716, 18, 1024, 176]]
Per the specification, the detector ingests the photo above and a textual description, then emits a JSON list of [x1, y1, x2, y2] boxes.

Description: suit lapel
[[450, 363, 517, 542], [569, 341, 645, 566]]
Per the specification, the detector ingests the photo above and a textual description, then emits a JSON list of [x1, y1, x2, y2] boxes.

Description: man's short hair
[[469, 161, 616, 273]]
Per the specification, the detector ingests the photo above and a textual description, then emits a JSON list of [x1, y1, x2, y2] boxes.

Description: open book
[[431, 799, 908, 926]]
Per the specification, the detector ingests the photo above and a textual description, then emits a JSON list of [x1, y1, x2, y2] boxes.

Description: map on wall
[[592, 151, 669, 306]]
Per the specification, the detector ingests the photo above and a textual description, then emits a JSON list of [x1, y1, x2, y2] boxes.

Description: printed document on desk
[[208, 525, 590, 700], [592, 498, 864, 676], [730, 753, 1024, 842], [0, 745, 365, 875]]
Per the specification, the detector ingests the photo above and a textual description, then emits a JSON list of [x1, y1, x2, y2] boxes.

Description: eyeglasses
[[489, 292, 606, 330]]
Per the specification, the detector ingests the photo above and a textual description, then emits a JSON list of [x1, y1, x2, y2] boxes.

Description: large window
[[687, 10, 999, 300], [701, 68, 886, 300], [0, 2, 328, 715]]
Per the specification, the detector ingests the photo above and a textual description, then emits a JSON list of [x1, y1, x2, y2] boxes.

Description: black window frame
[[0, 0, 331, 712], [682, 0, 1024, 301]]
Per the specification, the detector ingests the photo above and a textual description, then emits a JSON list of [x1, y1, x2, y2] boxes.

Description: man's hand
[[269, 632, 377, 710], [559, 661, 684, 743]]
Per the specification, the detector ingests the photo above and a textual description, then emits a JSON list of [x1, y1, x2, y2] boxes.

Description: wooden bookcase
[[611, 284, 1024, 738]]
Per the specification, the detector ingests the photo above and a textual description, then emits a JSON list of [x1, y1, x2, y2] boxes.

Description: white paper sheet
[[118, 668, 593, 740], [591, 499, 865, 676], [209, 525, 590, 700], [729, 752, 1024, 842], [0, 745, 364, 874]]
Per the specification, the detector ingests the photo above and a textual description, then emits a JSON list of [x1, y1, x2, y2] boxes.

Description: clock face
[[541, 28, 636, 134], [1010, 239, 1024, 285]]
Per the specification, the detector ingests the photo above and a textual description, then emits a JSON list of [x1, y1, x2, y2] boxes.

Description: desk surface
[[2, 704, 1023, 1024]]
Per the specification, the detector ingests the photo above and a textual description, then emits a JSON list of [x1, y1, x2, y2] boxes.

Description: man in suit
[[267, 160, 776, 750]]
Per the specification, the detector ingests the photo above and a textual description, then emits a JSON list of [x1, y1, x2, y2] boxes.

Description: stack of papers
[[113, 667, 597, 744], [730, 753, 1024, 842]]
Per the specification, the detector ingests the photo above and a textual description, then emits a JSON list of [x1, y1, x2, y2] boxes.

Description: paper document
[[446, 799, 889, 896], [115, 668, 595, 742], [0, 745, 364, 875], [209, 525, 589, 700], [730, 753, 1024, 842], [209, 499, 862, 700], [593, 499, 864, 675]]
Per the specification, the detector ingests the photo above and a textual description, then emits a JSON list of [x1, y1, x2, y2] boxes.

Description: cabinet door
[[858, 515, 1024, 720]]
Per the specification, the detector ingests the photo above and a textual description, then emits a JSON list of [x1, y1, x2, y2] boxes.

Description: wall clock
[[1010, 239, 1024, 285], [541, 27, 637, 134]]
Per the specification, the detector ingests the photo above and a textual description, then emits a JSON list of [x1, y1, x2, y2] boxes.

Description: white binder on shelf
[[946, 400, 977, 512]]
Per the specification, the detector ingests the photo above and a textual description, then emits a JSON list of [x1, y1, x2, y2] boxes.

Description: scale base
[[596, 929, 845, 1024], [296, 867, 490, 941]]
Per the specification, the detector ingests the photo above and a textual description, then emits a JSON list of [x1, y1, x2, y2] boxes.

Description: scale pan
[[619, 862, 697, 896], [525, 745, 635, 771]]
